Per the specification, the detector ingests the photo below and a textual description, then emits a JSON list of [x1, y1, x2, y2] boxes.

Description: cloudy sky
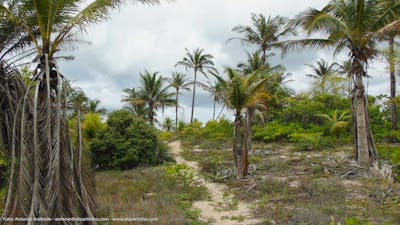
[[59, 0, 391, 124]]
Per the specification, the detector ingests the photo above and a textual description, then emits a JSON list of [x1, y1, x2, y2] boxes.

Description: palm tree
[[87, 99, 106, 115], [167, 72, 190, 128], [0, 0, 162, 222], [228, 14, 296, 64], [122, 87, 149, 119], [283, 0, 384, 166], [306, 59, 340, 94], [318, 110, 350, 138], [135, 71, 176, 125], [198, 80, 225, 120], [237, 50, 269, 74], [217, 67, 273, 179], [175, 48, 216, 123], [162, 117, 174, 131], [376, 0, 400, 130]]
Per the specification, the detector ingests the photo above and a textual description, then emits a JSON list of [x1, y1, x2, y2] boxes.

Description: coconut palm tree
[[228, 14, 297, 64], [162, 117, 174, 131], [0, 0, 162, 222], [376, 0, 400, 130], [134, 71, 176, 125], [217, 67, 273, 179], [283, 0, 384, 166], [175, 48, 216, 123], [87, 99, 106, 115], [122, 87, 149, 119], [167, 72, 190, 128], [306, 59, 341, 94], [198, 80, 225, 120]]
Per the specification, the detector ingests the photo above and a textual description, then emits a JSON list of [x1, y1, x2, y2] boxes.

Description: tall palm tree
[[134, 71, 176, 125], [228, 14, 297, 64], [376, 0, 400, 130], [175, 48, 216, 123], [217, 67, 273, 179], [283, 0, 385, 166], [306, 59, 340, 94], [167, 72, 190, 128], [0, 0, 162, 222]]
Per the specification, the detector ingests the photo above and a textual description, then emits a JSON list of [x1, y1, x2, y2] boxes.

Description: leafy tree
[[228, 14, 296, 64], [284, 0, 385, 166], [176, 48, 216, 123], [167, 72, 190, 128], [82, 112, 106, 141], [90, 110, 171, 170]]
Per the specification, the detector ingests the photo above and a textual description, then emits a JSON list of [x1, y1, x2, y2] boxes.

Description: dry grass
[[95, 165, 208, 225], [183, 140, 400, 225]]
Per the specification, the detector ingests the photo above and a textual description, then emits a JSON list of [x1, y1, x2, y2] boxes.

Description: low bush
[[253, 121, 304, 142], [179, 119, 233, 149], [289, 132, 334, 151]]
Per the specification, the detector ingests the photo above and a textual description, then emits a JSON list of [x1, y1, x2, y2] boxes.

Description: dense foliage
[[90, 110, 172, 170]]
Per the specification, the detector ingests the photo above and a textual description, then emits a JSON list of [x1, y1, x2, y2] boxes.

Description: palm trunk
[[217, 105, 225, 119], [212, 98, 216, 120], [389, 37, 397, 130], [233, 111, 247, 179], [190, 70, 197, 123], [175, 88, 179, 130], [352, 67, 377, 166], [243, 109, 253, 178]]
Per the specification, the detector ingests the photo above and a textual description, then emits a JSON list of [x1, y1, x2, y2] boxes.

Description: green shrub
[[377, 144, 400, 165], [159, 131, 175, 142], [179, 119, 203, 142], [202, 119, 233, 140], [289, 132, 333, 150], [90, 110, 173, 170], [253, 121, 304, 142]]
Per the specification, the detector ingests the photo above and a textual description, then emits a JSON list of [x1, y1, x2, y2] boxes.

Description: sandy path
[[168, 141, 262, 225]]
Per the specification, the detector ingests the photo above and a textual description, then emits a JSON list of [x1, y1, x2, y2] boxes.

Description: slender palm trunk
[[233, 111, 248, 179], [217, 105, 225, 119], [175, 88, 179, 130], [352, 65, 377, 166], [262, 48, 267, 65], [389, 37, 397, 130], [212, 99, 216, 120], [190, 70, 197, 123], [243, 109, 254, 178]]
